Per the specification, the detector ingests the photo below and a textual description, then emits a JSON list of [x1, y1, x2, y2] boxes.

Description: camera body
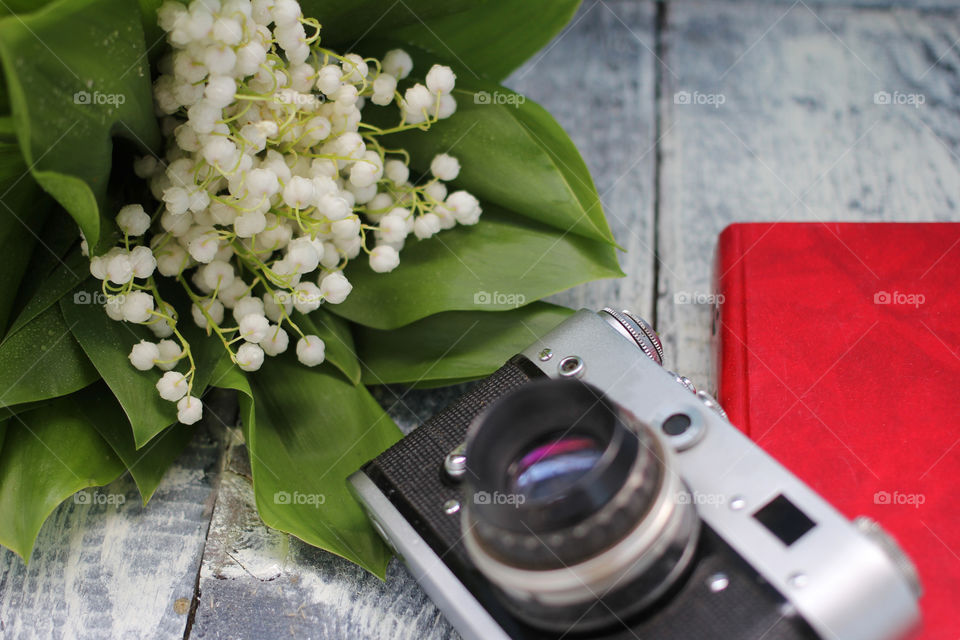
[[349, 309, 921, 640]]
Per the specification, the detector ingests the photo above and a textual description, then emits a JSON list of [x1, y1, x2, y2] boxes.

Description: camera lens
[[462, 379, 700, 633], [465, 380, 646, 545], [509, 434, 604, 502]]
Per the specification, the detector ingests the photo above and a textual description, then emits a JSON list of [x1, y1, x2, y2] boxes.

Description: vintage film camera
[[350, 308, 921, 640]]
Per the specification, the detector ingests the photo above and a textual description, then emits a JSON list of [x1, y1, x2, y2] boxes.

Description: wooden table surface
[[3, 0, 960, 637]]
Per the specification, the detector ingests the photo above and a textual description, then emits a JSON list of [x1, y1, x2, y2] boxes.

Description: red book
[[713, 222, 960, 640]]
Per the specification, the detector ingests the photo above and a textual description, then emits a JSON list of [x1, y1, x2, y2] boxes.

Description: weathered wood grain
[[0, 428, 222, 640], [189, 385, 468, 640], [712, 0, 960, 8], [716, 0, 957, 10], [657, 1, 960, 386], [189, 426, 460, 640], [188, 382, 514, 640]]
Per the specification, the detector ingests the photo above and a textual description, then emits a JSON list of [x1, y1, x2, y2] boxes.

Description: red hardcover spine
[[712, 223, 751, 436]]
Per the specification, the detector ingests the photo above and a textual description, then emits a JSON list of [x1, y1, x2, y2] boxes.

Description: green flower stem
[[148, 277, 197, 394], [177, 275, 238, 362]]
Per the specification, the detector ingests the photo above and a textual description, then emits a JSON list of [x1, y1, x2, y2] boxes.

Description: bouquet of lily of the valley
[[0, 0, 621, 576]]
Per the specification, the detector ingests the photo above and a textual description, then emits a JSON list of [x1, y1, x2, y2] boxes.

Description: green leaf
[[361, 44, 614, 246], [0, 395, 125, 560], [137, 0, 167, 55], [0, 304, 98, 409], [0, 0, 57, 15], [6, 247, 86, 337], [386, 0, 580, 82], [0, 400, 49, 421], [315, 0, 580, 81], [330, 205, 621, 329], [61, 281, 223, 448], [290, 308, 360, 384], [9, 208, 83, 320], [0, 117, 13, 140], [0, 0, 160, 252], [356, 302, 573, 385], [303, 0, 475, 48], [72, 382, 193, 503], [0, 141, 55, 335], [214, 356, 401, 578]]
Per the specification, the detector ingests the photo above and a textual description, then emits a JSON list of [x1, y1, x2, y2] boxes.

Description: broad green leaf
[[23, 207, 85, 281], [0, 116, 13, 141], [362, 44, 614, 246], [356, 302, 573, 385], [214, 356, 401, 578], [303, 0, 475, 48], [387, 0, 580, 82], [330, 205, 621, 329], [61, 281, 223, 448], [0, 141, 55, 335], [9, 208, 83, 321], [0, 0, 160, 252], [0, 304, 98, 409], [0, 419, 7, 457], [73, 382, 193, 503], [314, 0, 579, 81], [7, 247, 86, 337], [292, 309, 361, 384], [0, 0, 57, 15], [0, 400, 48, 421], [210, 358, 252, 416], [0, 395, 124, 560], [137, 0, 167, 54]]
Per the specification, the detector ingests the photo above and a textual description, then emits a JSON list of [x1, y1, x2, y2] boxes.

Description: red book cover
[[713, 222, 960, 640]]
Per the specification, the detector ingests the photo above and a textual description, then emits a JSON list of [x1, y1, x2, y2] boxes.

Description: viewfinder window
[[753, 494, 816, 546]]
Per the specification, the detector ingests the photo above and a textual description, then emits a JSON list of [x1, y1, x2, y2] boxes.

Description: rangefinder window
[[752, 494, 817, 546]]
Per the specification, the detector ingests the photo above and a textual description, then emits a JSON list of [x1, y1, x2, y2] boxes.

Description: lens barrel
[[465, 379, 658, 568], [462, 379, 700, 633]]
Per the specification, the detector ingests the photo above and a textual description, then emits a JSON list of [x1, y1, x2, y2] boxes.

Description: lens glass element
[[509, 434, 604, 502]]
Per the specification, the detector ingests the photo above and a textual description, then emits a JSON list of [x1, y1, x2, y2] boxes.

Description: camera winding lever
[[599, 308, 663, 365]]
